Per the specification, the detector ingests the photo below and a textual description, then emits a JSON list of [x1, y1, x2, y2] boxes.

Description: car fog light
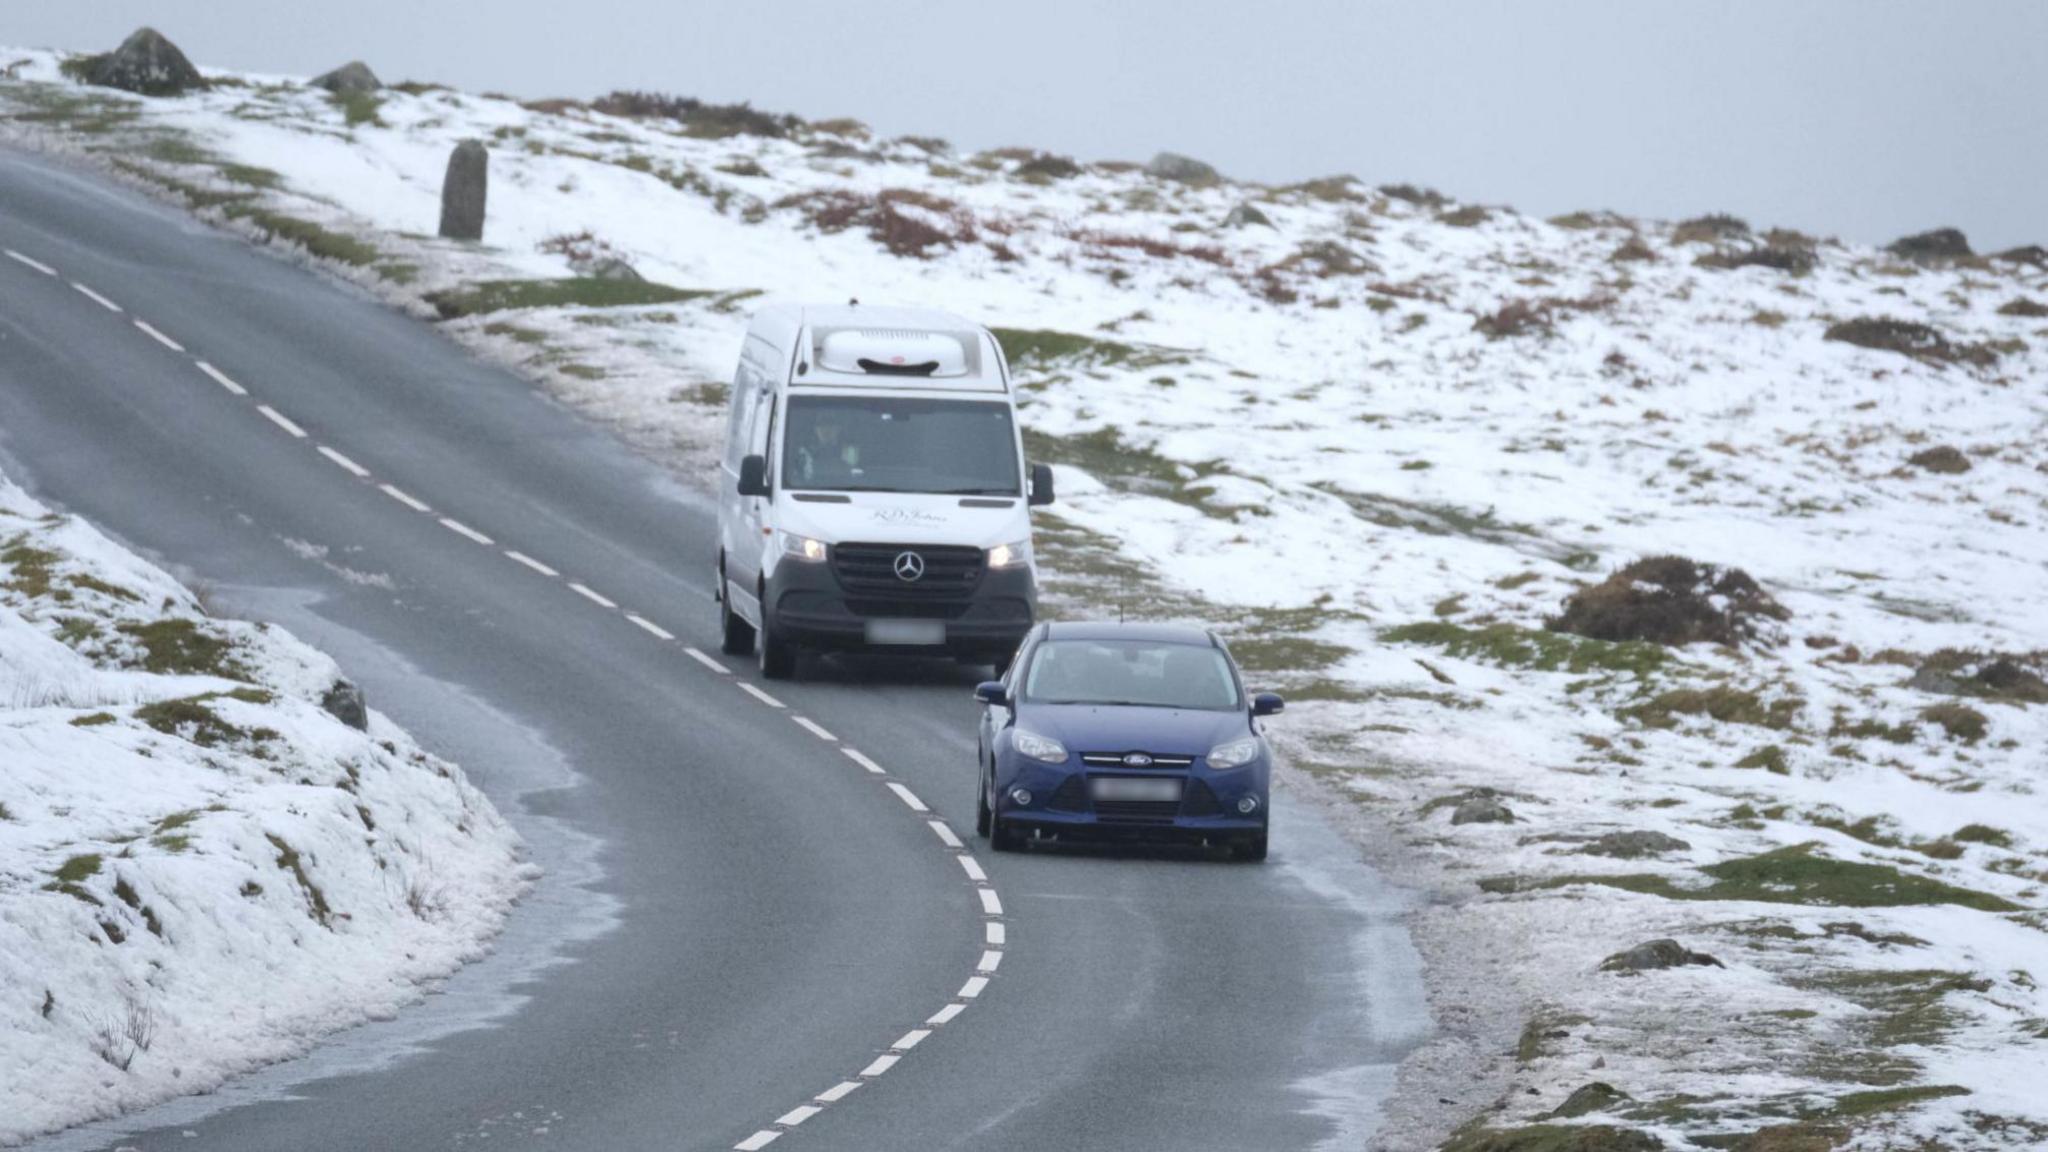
[[1236, 796, 1260, 814], [1010, 788, 1034, 807]]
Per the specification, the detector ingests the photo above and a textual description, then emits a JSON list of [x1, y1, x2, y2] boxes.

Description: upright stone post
[[439, 140, 488, 241]]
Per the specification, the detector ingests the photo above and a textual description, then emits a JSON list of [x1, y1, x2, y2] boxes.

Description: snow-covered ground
[[5, 44, 2046, 1149], [0, 462, 528, 1145]]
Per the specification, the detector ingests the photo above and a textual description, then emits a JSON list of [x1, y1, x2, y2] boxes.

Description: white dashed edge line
[[684, 646, 732, 674], [842, 747, 886, 775], [959, 976, 989, 999], [926, 1003, 965, 1026], [257, 404, 307, 438], [978, 888, 1003, 916], [568, 581, 616, 608], [380, 483, 432, 513], [737, 681, 784, 709], [5, 248, 56, 275], [71, 281, 121, 312], [505, 550, 559, 577], [735, 1131, 780, 1151], [885, 782, 929, 812], [958, 855, 987, 882], [929, 819, 963, 848], [977, 949, 1003, 974], [133, 319, 184, 351], [773, 1105, 821, 1128], [439, 517, 494, 546], [857, 1054, 899, 1078], [790, 715, 836, 742], [986, 922, 1006, 946], [317, 446, 370, 478], [195, 361, 247, 395], [626, 614, 675, 640], [815, 1081, 861, 1104], [891, 1029, 930, 1052]]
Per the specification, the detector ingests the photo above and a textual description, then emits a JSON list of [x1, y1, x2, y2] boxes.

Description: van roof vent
[[815, 327, 972, 377]]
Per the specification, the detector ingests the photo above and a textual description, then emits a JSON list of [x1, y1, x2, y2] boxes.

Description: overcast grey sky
[[9, 2, 2044, 248]]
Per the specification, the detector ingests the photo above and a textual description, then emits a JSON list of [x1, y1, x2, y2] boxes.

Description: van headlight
[[779, 531, 828, 563], [987, 540, 1030, 569], [1207, 737, 1261, 771], [1011, 729, 1068, 763]]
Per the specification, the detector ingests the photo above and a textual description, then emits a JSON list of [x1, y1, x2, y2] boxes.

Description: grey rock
[[1542, 1081, 1628, 1119], [1599, 938, 1723, 973], [1146, 151, 1221, 185], [1451, 797, 1514, 825], [584, 256, 643, 282], [312, 60, 381, 94], [1223, 202, 1273, 229], [1886, 227, 1973, 264], [1582, 830, 1691, 859], [72, 27, 204, 96], [321, 680, 368, 731], [439, 140, 489, 241]]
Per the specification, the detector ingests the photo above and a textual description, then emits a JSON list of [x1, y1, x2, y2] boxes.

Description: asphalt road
[[0, 147, 1428, 1152]]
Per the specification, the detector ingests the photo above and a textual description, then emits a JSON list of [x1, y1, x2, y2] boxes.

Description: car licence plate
[[865, 619, 945, 646], [1089, 776, 1182, 803]]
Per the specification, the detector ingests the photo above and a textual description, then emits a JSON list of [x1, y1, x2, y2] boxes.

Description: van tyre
[[757, 623, 796, 680], [719, 577, 756, 657]]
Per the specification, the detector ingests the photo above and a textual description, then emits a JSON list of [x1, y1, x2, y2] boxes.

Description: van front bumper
[[765, 559, 1035, 659]]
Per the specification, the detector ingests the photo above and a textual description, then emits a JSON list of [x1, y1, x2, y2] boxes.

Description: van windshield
[[782, 396, 1022, 495]]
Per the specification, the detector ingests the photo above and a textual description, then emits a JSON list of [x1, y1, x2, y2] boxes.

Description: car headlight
[[779, 531, 828, 563], [1207, 737, 1261, 771], [987, 539, 1030, 569], [1011, 729, 1068, 763]]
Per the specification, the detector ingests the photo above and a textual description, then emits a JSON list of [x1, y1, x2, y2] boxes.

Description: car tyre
[[1231, 831, 1268, 863], [975, 765, 993, 837]]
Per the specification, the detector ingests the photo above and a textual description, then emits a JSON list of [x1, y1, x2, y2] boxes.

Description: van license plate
[[1090, 777, 1182, 803], [866, 619, 945, 646]]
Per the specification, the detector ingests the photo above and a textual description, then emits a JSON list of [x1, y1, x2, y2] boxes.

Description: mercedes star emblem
[[893, 551, 926, 582]]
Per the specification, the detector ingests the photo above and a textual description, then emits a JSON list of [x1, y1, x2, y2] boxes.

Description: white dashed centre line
[[927, 1003, 966, 1026], [737, 682, 785, 708], [257, 405, 307, 438], [5, 249, 56, 275], [683, 646, 732, 674], [773, 1105, 821, 1128], [885, 782, 929, 813], [439, 518, 494, 546], [71, 282, 121, 312], [734, 1131, 780, 1151], [132, 319, 184, 351], [379, 483, 431, 513], [890, 1029, 930, 1052], [978, 888, 1004, 916], [790, 715, 836, 742], [505, 550, 559, 577], [841, 748, 886, 775], [977, 949, 1003, 973], [317, 446, 370, 478], [626, 614, 675, 640], [195, 361, 248, 395], [958, 856, 988, 882], [986, 922, 1006, 946], [568, 581, 617, 608], [928, 820, 963, 848], [858, 1054, 900, 1078], [958, 976, 989, 999], [814, 1081, 861, 1104]]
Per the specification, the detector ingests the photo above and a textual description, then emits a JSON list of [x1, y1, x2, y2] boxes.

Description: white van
[[716, 303, 1054, 679]]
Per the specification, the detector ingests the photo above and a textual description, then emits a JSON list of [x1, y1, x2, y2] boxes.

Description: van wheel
[[720, 565, 753, 655], [758, 624, 796, 680]]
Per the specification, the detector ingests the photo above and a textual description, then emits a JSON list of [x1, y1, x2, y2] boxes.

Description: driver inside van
[[794, 418, 861, 484]]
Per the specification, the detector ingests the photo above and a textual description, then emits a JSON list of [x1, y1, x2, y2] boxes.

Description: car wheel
[[1230, 831, 1268, 863], [975, 764, 993, 837], [718, 562, 756, 656], [990, 814, 1024, 852]]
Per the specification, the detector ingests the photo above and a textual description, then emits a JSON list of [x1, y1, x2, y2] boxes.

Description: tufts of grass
[[223, 206, 382, 267], [267, 833, 332, 926], [1382, 621, 1666, 677], [70, 712, 117, 728], [217, 163, 283, 190], [55, 854, 102, 883], [3, 539, 61, 597], [332, 90, 383, 127], [1439, 1124, 1662, 1152], [1550, 555, 1788, 647], [1824, 317, 2000, 369], [1951, 824, 2012, 848], [67, 573, 138, 601], [117, 619, 239, 677], [1920, 702, 1987, 743], [426, 278, 709, 318], [992, 327, 1165, 370], [1551, 843, 2018, 912], [1624, 686, 1800, 730], [1829, 1083, 1969, 1117], [135, 696, 245, 748], [1733, 744, 1789, 773]]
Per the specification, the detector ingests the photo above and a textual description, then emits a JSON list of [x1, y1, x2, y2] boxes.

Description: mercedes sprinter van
[[716, 303, 1054, 679]]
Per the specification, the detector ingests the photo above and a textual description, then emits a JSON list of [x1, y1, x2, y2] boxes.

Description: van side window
[[747, 388, 776, 459], [726, 366, 758, 469]]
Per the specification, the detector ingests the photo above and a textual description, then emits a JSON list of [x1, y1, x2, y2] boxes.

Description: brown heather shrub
[[1907, 445, 1971, 474], [1886, 227, 1973, 264], [591, 91, 799, 139], [1012, 152, 1083, 181], [1437, 204, 1491, 228], [1823, 317, 2000, 368], [1285, 175, 1367, 203], [1071, 229, 1229, 267], [1548, 555, 1790, 647], [1671, 213, 1750, 245], [1997, 297, 2048, 318], [1610, 236, 1657, 263], [779, 188, 975, 258], [1993, 244, 2047, 268], [1696, 243, 1816, 275], [1472, 294, 1610, 340], [1379, 183, 1447, 208]]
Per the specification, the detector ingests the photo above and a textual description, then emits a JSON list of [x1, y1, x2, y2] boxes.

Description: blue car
[[974, 621, 1283, 861]]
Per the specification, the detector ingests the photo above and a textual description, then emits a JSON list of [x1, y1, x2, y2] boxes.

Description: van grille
[[833, 542, 984, 598]]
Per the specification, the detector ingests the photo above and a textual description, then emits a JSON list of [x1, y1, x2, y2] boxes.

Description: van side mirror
[[737, 454, 771, 497], [1251, 692, 1285, 717], [974, 681, 1008, 706], [1028, 462, 1055, 507]]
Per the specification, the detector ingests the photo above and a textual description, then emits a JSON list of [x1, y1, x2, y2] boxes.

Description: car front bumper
[[995, 760, 1269, 843]]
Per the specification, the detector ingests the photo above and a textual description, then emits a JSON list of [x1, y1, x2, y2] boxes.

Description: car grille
[[1180, 779, 1223, 818], [833, 542, 984, 598], [1080, 752, 1196, 769], [1091, 800, 1183, 824]]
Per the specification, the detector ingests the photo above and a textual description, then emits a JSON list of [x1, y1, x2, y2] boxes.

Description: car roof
[[1041, 621, 1219, 646]]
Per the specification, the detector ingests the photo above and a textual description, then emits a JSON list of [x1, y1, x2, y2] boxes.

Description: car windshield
[[782, 395, 1021, 495], [1021, 639, 1241, 711]]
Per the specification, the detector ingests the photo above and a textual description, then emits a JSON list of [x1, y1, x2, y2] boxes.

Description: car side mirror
[[974, 681, 1009, 706], [737, 454, 771, 497], [1251, 692, 1285, 717], [1028, 462, 1055, 507]]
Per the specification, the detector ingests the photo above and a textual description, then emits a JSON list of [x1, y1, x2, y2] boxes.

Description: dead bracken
[[1548, 555, 1789, 647]]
